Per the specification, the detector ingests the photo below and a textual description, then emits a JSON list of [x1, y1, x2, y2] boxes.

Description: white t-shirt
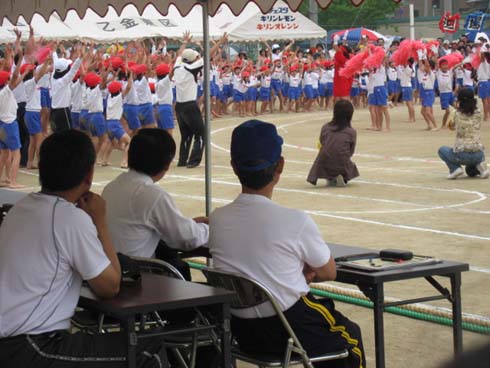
[[399, 66, 413, 88], [462, 69, 474, 87], [209, 193, 331, 318], [419, 70, 435, 90], [0, 193, 110, 337], [134, 76, 152, 105], [289, 73, 301, 88], [87, 86, 104, 113], [102, 170, 209, 257], [436, 69, 454, 93], [50, 58, 82, 109], [106, 93, 123, 120], [70, 80, 84, 113], [24, 79, 42, 112], [477, 60, 490, 81], [0, 86, 18, 124], [372, 66, 386, 87], [387, 67, 398, 81], [156, 76, 172, 105]]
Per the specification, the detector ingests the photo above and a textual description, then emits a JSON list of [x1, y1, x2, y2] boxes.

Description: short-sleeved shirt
[[102, 170, 209, 257], [0, 193, 110, 337], [209, 193, 331, 318]]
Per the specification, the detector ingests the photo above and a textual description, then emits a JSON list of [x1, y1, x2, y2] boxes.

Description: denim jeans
[[438, 146, 485, 173]]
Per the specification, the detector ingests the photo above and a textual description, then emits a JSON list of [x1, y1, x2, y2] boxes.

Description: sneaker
[[447, 167, 464, 179], [335, 175, 346, 187], [476, 162, 490, 179]]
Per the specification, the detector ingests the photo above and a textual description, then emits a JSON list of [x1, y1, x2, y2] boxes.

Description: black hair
[[39, 130, 95, 192], [118, 70, 127, 81], [23, 71, 34, 82], [235, 160, 279, 190], [428, 60, 436, 70], [128, 128, 176, 176], [457, 88, 477, 116], [328, 100, 354, 132], [110, 92, 120, 97]]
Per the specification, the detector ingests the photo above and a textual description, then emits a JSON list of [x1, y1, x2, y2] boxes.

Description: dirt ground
[[11, 101, 490, 368]]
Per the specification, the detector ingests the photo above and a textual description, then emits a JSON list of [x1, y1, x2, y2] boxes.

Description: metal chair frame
[[202, 267, 349, 368]]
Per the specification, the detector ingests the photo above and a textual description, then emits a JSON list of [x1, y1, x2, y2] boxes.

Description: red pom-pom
[[411, 40, 426, 61], [471, 49, 481, 69], [339, 50, 369, 78], [438, 53, 464, 69], [364, 47, 386, 70], [35, 46, 52, 64], [392, 40, 413, 66]]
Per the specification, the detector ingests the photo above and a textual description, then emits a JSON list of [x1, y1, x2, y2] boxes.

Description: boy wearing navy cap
[[209, 120, 365, 368]]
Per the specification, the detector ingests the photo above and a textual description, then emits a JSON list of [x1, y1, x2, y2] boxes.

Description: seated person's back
[[209, 120, 365, 368], [102, 128, 208, 258], [0, 130, 162, 367]]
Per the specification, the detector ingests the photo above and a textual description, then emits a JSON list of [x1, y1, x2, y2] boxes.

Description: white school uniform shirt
[[102, 170, 209, 258], [134, 76, 152, 105], [304, 72, 313, 86], [387, 67, 398, 81], [222, 72, 232, 86], [50, 58, 82, 109], [271, 65, 283, 80], [366, 74, 375, 94], [372, 66, 387, 87], [261, 75, 272, 88], [0, 193, 110, 337], [436, 69, 454, 93], [24, 79, 42, 112], [80, 84, 90, 111], [325, 69, 334, 83], [462, 69, 474, 87], [106, 93, 123, 120], [209, 193, 331, 317], [37, 72, 50, 89], [477, 60, 490, 82], [70, 80, 84, 113], [360, 75, 368, 90], [247, 76, 258, 89], [13, 82, 27, 104], [352, 76, 360, 88], [419, 70, 435, 90], [123, 80, 139, 105], [87, 86, 104, 113], [399, 66, 413, 88], [282, 71, 290, 84], [0, 86, 18, 123], [319, 69, 329, 84], [455, 66, 464, 80], [156, 76, 173, 105], [310, 71, 320, 89], [271, 51, 283, 62], [289, 73, 301, 88], [232, 74, 241, 90], [236, 79, 248, 94]]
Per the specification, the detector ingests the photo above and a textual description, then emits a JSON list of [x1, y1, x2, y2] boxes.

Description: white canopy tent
[[214, 0, 326, 42], [1, 13, 79, 41], [63, 4, 223, 42]]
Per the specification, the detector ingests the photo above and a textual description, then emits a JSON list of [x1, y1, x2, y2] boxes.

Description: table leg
[[450, 272, 463, 355], [373, 284, 385, 368], [127, 316, 137, 368], [221, 303, 231, 368]]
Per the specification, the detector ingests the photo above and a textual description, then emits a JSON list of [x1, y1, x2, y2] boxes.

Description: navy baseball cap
[[231, 120, 283, 172]]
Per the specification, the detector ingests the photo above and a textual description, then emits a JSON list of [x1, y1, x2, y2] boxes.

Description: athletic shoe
[[447, 167, 464, 179], [476, 162, 490, 179], [335, 175, 346, 187]]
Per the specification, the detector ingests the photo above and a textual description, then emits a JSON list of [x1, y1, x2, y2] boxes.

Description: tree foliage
[[300, 0, 401, 31]]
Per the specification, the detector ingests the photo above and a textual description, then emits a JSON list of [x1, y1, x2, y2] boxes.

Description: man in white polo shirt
[[0, 130, 162, 367], [102, 128, 209, 280], [209, 120, 365, 368]]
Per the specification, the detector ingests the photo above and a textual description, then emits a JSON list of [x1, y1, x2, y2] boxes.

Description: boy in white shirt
[[106, 79, 132, 168], [155, 63, 174, 135], [0, 57, 25, 189], [436, 59, 455, 128]]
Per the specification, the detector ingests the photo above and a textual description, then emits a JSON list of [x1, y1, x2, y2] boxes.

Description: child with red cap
[[85, 71, 110, 164], [132, 64, 157, 128], [155, 63, 174, 135], [105, 76, 132, 168], [0, 56, 27, 188], [259, 65, 272, 114], [23, 57, 51, 169]]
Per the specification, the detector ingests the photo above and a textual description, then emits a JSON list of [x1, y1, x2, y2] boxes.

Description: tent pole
[[201, 0, 212, 218]]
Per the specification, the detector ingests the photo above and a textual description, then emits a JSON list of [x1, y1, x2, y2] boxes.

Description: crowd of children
[[0, 26, 488, 188]]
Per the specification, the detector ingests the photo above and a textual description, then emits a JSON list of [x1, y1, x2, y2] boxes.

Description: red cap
[[130, 64, 147, 75], [110, 56, 124, 69], [311, 61, 319, 68], [290, 64, 299, 72], [303, 64, 310, 71], [0, 71, 10, 86], [156, 63, 170, 77], [84, 72, 101, 88], [260, 65, 269, 72], [149, 82, 155, 93], [20, 64, 36, 74], [242, 71, 250, 78], [264, 58, 271, 65], [108, 81, 122, 94], [323, 60, 333, 68]]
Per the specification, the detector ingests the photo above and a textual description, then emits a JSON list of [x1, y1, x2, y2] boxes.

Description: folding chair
[[202, 268, 349, 368]]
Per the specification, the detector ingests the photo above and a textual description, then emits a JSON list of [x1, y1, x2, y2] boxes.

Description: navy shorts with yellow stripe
[[232, 293, 365, 368]]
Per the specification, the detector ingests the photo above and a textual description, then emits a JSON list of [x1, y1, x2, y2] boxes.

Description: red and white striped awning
[[1, 0, 397, 23]]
